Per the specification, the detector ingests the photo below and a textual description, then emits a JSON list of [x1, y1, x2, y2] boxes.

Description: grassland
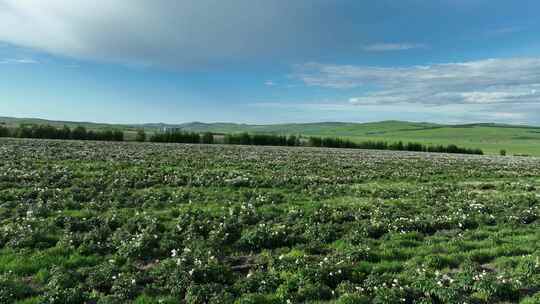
[[177, 121, 540, 156], [2, 117, 539, 156], [0, 138, 539, 303]]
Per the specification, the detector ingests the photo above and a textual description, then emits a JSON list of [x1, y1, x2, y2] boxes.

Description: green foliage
[[136, 129, 146, 142], [4, 122, 487, 155], [201, 132, 214, 144], [0, 272, 33, 303], [0, 139, 538, 303], [185, 283, 234, 304], [521, 292, 540, 304], [43, 266, 86, 304], [309, 136, 483, 154], [150, 129, 201, 143], [84, 262, 120, 293], [224, 132, 291, 146], [234, 293, 279, 304], [0, 125, 10, 137], [110, 272, 139, 301], [336, 293, 371, 304], [11, 124, 124, 141]]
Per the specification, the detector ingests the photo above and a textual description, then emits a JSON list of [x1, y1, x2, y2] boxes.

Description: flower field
[[0, 138, 539, 303]]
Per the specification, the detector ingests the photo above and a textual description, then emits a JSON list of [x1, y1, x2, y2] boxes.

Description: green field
[[0, 138, 539, 303], [2, 117, 540, 155], [176, 121, 540, 156]]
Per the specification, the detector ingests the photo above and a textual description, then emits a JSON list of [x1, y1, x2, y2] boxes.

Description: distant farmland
[[1, 117, 540, 156]]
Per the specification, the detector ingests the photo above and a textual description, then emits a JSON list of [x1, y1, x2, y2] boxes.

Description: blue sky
[[1, 0, 540, 125]]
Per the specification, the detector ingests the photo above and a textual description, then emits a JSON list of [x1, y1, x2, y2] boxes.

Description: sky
[[1, 0, 540, 125]]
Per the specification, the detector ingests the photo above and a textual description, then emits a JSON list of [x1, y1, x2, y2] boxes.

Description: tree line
[[148, 130, 483, 155], [223, 133, 300, 146], [149, 130, 214, 144], [150, 131, 300, 147], [0, 124, 483, 155], [0, 124, 124, 141], [308, 136, 483, 155], [0, 125, 9, 137]]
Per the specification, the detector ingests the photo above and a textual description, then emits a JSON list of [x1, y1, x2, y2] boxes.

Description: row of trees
[[149, 131, 299, 146], [149, 130, 214, 144], [0, 125, 124, 141], [0, 124, 483, 155], [0, 125, 9, 137], [147, 130, 483, 155], [224, 133, 300, 146], [308, 137, 483, 155], [425, 144, 484, 155]]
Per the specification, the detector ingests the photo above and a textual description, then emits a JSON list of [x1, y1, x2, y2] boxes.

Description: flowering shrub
[[0, 139, 539, 303], [109, 272, 139, 301], [43, 266, 86, 304], [238, 223, 301, 250], [0, 272, 33, 303], [234, 270, 282, 294], [84, 262, 120, 293]]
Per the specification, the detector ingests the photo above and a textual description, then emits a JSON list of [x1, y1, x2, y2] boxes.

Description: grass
[[3, 117, 540, 155], [164, 120, 540, 155]]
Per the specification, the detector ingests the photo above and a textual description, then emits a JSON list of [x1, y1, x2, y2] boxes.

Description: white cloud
[[0, 58, 37, 64], [489, 112, 525, 119], [486, 26, 524, 36], [264, 81, 276, 86], [250, 99, 540, 125], [293, 58, 540, 105], [361, 43, 426, 52], [0, 0, 336, 68], [348, 97, 379, 105]]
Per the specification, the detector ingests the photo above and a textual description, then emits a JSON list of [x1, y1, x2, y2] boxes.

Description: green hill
[[176, 120, 442, 135], [1, 117, 539, 156]]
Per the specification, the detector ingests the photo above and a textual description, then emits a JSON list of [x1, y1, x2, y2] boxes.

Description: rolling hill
[[1, 117, 540, 156]]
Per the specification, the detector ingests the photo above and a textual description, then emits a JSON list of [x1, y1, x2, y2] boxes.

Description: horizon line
[[1, 115, 539, 129]]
